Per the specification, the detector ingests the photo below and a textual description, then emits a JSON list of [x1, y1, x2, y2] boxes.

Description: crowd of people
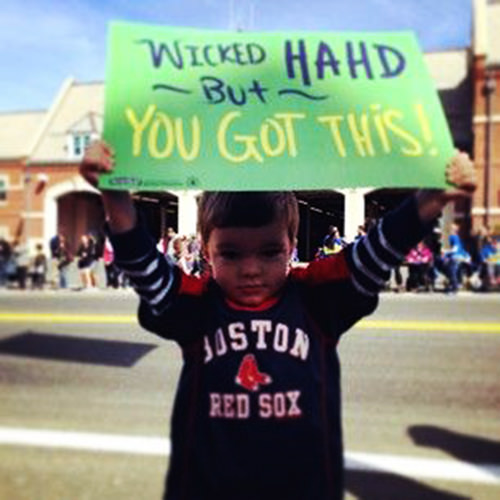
[[316, 222, 500, 293], [0, 220, 499, 293], [0, 226, 204, 291], [0, 232, 117, 291], [0, 238, 44, 290]]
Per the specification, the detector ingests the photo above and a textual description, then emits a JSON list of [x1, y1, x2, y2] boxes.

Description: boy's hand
[[79, 140, 137, 232], [444, 151, 477, 200], [416, 151, 477, 222], [80, 140, 115, 189]]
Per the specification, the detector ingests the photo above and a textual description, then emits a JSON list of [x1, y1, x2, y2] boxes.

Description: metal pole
[[24, 171, 32, 249], [483, 71, 496, 228]]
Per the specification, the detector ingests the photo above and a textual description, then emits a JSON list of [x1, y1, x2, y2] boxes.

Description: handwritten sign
[[100, 21, 453, 191]]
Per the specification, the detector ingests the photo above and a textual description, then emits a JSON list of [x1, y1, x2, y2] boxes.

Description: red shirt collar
[[225, 295, 280, 312]]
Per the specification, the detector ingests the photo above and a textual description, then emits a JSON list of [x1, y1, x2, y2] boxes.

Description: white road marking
[[346, 451, 500, 485], [0, 426, 499, 484], [0, 427, 169, 456]]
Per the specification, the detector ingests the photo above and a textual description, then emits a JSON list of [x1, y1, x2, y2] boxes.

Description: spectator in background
[[405, 241, 433, 292], [103, 237, 120, 288], [184, 235, 202, 276], [157, 226, 177, 256], [89, 233, 102, 288], [322, 225, 337, 246], [477, 227, 498, 291], [189, 234, 208, 277], [490, 238, 500, 287], [0, 237, 12, 287], [320, 226, 346, 258], [168, 236, 191, 275], [443, 223, 471, 293], [31, 243, 47, 289], [77, 234, 98, 289], [49, 233, 61, 258], [56, 236, 72, 289], [49, 233, 62, 287], [12, 240, 30, 290], [426, 226, 443, 290]]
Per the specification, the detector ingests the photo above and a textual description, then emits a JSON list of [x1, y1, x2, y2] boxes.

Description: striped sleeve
[[345, 195, 435, 297], [108, 223, 181, 316]]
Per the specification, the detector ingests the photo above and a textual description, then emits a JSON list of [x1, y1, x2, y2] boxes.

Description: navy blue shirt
[[110, 196, 431, 500]]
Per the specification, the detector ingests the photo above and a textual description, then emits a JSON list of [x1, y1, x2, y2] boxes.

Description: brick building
[[472, 0, 500, 233], [0, 80, 104, 254], [0, 110, 45, 245]]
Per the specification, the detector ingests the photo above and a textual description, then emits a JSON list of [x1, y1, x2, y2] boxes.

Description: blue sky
[[0, 0, 472, 112]]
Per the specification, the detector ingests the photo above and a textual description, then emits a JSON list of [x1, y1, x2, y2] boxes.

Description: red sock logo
[[235, 354, 272, 392]]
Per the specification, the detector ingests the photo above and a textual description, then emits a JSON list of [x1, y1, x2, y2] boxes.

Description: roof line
[[66, 110, 103, 134], [424, 47, 469, 55], [0, 109, 46, 116], [73, 80, 104, 86], [26, 77, 75, 163]]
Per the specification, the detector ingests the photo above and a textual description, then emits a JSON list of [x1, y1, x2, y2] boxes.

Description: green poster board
[[100, 21, 453, 191]]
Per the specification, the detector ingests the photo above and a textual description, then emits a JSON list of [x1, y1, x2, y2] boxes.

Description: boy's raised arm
[[79, 141, 137, 233], [339, 150, 477, 300], [80, 141, 183, 321]]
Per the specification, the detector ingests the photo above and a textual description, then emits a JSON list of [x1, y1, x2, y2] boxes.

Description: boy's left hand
[[416, 151, 477, 222], [443, 151, 477, 201]]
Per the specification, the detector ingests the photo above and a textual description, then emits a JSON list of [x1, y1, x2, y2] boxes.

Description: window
[[0, 176, 7, 203], [72, 133, 92, 157]]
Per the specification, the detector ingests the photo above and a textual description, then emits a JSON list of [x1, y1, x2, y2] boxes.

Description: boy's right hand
[[80, 140, 115, 189], [80, 140, 137, 232]]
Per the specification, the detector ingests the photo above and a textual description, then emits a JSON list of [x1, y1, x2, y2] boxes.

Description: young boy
[[81, 142, 475, 500]]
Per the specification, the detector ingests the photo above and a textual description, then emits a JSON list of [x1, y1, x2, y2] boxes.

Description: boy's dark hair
[[197, 191, 299, 245]]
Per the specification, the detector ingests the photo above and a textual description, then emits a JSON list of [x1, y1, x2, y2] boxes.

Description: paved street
[[0, 290, 499, 499]]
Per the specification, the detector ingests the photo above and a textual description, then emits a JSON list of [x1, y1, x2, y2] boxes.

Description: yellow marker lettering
[[415, 103, 433, 142], [347, 113, 375, 157], [217, 111, 263, 163], [414, 103, 438, 156], [274, 113, 306, 157], [148, 112, 175, 159], [316, 115, 346, 157], [125, 105, 156, 156], [383, 109, 423, 156], [260, 118, 286, 157], [370, 104, 391, 153], [175, 116, 201, 161]]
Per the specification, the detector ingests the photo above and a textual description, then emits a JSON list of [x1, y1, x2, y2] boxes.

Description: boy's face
[[204, 219, 295, 308]]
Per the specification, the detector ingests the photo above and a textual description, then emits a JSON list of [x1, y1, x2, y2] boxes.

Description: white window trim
[[67, 132, 98, 160], [472, 207, 500, 215], [473, 114, 500, 124]]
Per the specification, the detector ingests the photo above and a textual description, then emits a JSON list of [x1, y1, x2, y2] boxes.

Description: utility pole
[[23, 170, 32, 249], [482, 70, 496, 228]]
